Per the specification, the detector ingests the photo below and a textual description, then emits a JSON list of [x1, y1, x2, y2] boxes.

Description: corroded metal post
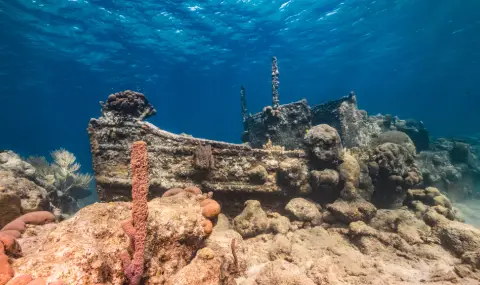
[[240, 86, 248, 124], [272, 56, 280, 109]]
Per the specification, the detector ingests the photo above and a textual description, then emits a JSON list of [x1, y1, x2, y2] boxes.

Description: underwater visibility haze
[[1, 0, 480, 284]]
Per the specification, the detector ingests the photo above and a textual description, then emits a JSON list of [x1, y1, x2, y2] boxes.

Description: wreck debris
[[193, 144, 215, 171], [240, 86, 249, 126], [271, 56, 280, 110]]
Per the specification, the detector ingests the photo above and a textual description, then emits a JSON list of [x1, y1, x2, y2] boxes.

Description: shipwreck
[[88, 57, 431, 215]]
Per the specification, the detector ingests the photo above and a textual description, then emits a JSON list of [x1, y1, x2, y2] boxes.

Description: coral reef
[[7, 82, 480, 284], [101, 90, 156, 122], [304, 124, 343, 168], [417, 137, 480, 200], [370, 142, 422, 208], [371, 130, 417, 155]]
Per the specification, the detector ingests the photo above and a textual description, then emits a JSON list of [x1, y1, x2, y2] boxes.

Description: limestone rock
[[233, 200, 270, 238], [462, 251, 480, 270], [0, 171, 49, 214], [284, 198, 321, 222], [0, 193, 22, 229], [437, 220, 480, 256], [165, 247, 222, 285], [327, 199, 377, 224], [12, 194, 210, 284], [369, 209, 431, 245]]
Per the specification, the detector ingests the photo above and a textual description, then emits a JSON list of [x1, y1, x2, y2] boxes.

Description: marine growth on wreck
[[1, 57, 480, 285]]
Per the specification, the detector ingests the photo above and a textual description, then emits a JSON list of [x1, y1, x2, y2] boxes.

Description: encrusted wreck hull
[[88, 118, 306, 203], [88, 90, 428, 217]]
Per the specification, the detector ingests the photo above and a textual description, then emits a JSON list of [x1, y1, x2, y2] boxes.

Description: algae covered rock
[[247, 165, 269, 184], [326, 199, 377, 224], [338, 152, 360, 185], [285, 198, 321, 222], [370, 209, 431, 245], [269, 213, 291, 234], [277, 159, 311, 195], [437, 220, 480, 256], [310, 169, 339, 189], [310, 169, 340, 203], [233, 200, 270, 238], [304, 124, 343, 167]]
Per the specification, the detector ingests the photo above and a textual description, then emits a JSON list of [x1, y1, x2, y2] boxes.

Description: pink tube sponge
[[122, 141, 149, 285]]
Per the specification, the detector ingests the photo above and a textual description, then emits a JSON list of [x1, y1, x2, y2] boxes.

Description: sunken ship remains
[[88, 57, 476, 217]]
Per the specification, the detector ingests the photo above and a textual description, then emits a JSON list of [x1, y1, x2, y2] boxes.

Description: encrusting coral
[[0, 211, 58, 285], [161, 186, 221, 235]]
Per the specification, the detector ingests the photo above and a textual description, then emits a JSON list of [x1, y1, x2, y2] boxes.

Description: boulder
[[233, 200, 270, 238], [284, 198, 321, 222], [326, 200, 377, 224], [269, 214, 291, 235], [0, 171, 49, 214], [338, 152, 360, 185]]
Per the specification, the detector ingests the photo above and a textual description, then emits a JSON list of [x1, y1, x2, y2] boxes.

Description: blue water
[[1, 0, 480, 173]]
